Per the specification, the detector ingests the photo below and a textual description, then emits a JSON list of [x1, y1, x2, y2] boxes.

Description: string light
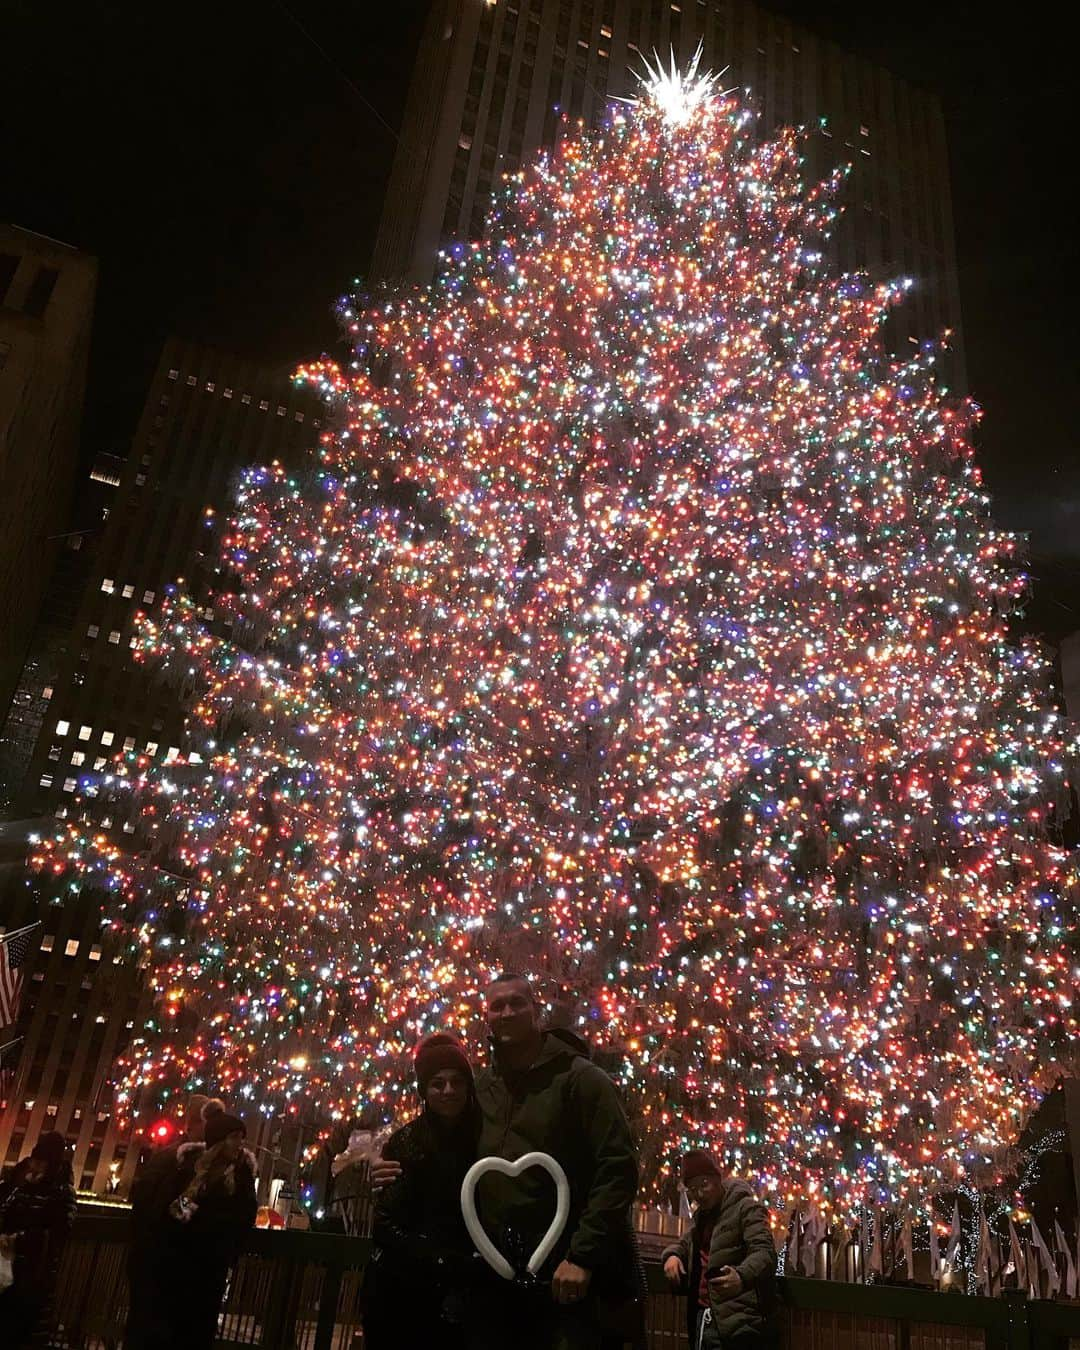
[[30, 71, 1078, 1220]]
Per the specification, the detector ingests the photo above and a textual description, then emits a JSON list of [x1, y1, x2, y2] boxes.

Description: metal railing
[[47, 1213, 1080, 1350]]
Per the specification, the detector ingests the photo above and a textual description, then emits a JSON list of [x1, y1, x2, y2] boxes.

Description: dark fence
[[49, 1213, 1080, 1350]]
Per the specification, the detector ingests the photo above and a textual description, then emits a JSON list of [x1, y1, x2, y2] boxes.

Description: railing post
[[1001, 1290, 1032, 1350], [313, 1264, 343, 1350]]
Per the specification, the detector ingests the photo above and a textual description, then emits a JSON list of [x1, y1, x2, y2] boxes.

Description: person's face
[[425, 1068, 470, 1120], [220, 1131, 244, 1162], [686, 1173, 723, 1212], [485, 981, 540, 1048]]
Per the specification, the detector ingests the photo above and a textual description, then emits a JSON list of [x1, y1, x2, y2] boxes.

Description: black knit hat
[[414, 1032, 472, 1093], [30, 1130, 69, 1172], [204, 1112, 246, 1148]]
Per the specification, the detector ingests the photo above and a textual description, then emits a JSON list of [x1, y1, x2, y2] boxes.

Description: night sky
[[3, 1, 1075, 633]]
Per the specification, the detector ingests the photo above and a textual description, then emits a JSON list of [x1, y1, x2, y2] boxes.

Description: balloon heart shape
[[461, 1151, 571, 1281]]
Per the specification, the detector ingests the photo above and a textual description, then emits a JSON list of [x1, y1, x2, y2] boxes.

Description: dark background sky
[[2, 1, 1076, 634]]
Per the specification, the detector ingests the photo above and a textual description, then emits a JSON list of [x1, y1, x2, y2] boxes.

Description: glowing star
[[627, 42, 728, 126]]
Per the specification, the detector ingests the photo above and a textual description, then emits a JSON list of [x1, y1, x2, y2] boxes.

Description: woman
[[127, 1111, 257, 1349], [365, 1032, 481, 1348], [0, 1130, 77, 1347]]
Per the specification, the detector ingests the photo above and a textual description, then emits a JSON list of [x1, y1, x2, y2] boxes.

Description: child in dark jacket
[[125, 1111, 257, 1349], [662, 1150, 777, 1349], [0, 1131, 77, 1348]]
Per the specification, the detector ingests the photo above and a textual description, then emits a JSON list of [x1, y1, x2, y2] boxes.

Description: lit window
[[186, 375, 196, 386], [108, 630, 121, 644], [63, 777, 77, 792], [78, 725, 92, 741], [459, 133, 473, 150], [87, 624, 99, 638], [165, 746, 180, 763], [206, 381, 215, 392], [123, 736, 135, 752], [600, 24, 611, 36], [146, 741, 159, 756], [56, 719, 70, 735], [42, 685, 53, 700], [100, 815, 111, 829], [135, 473, 146, 486], [143, 590, 155, 604], [241, 393, 252, 404], [101, 730, 114, 746], [259, 399, 269, 411], [129, 636, 138, 649], [860, 124, 870, 136], [101, 578, 114, 593], [48, 745, 61, 761], [168, 368, 179, 380], [224, 388, 233, 398], [123, 821, 135, 833], [39, 773, 53, 788], [65, 939, 79, 957], [293, 411, 304, 422], [276, 405, 286, 416], [71, 751, 86, 766], [94, 757, 107, 770], [122, 583, 134, 598]]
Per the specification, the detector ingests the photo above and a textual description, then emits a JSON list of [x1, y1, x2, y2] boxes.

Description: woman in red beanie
[[365, 1032, 481, 1348]]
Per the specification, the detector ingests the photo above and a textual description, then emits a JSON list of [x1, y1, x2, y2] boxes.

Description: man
[[467, 973, 640, 1350], [662, 1150, 776, 1349]]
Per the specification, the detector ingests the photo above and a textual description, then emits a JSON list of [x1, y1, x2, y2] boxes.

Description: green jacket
[[473, 1031, 639, 1287], [661, 1177, 776, 1341]]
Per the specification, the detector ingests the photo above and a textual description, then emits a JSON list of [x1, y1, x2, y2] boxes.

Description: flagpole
[[0, 921, 42, 945]]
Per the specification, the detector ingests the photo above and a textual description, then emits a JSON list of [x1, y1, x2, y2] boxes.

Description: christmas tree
[[33, 58, 1078, 1218]]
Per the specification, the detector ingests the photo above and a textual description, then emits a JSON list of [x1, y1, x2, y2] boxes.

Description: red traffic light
[[148, 1118, 176, 1145]]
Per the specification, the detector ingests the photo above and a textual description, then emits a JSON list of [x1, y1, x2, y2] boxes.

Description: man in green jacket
[[467, 973, 640, 1350], [662, 1150, 777, 1348]]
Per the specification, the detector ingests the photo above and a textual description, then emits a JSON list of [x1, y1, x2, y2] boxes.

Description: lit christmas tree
[[32, 58, 1078, 1219]]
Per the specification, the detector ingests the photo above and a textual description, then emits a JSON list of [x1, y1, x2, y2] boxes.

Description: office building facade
[[0, 338, 323, 1184], [372, 0, 964, 372], [0, 226, 97, 728]]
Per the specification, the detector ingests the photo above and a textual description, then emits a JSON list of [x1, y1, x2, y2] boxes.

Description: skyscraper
[[372, 0, 964, 373], [0, 225, 97, 726], [0, 338, 323, 1183]]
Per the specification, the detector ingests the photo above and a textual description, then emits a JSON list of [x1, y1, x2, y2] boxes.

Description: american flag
[[0, 925, 37, 1028]]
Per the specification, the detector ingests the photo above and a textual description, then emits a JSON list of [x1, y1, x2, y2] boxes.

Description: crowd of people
[[0, 972, 778, 1349]]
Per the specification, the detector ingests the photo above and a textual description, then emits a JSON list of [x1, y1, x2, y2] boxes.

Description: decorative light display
[[31, 68, 1079, 1219]]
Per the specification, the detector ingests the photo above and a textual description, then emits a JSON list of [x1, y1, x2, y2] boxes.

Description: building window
[[186, 375, 197, 386], [123, 736, 135, 752], [168, 368, 179, 380], [65, 939, 79, 957], [79, 725, 92, 741], [122, 583, 134, 598], [56, 720, 70, 736], [39, 773, 53, 789], [101, 578, 114, 593], [258, 399, 269, 411], [206, 381, 215, 392], [93, 757, 107, 770], [71, 750, 86, 766], [293, 411, 304, 422], [42, 685, 53, 700], [135, 473, 146, 486], [87, 624, 99, 638], [224, 388, 233, 398], [241, 393, 252, 404], [101, 730, 114, 746], [146, 741, 159, 756], [143, 590, 156, 604], [47, 745, 61, 761], [108, 630, 121, 644], [63, 777, 77, 793], [23, 265, 60, 318]]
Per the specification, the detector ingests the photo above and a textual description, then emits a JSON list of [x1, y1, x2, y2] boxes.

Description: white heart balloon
[[461, 1151, 571, 1281]]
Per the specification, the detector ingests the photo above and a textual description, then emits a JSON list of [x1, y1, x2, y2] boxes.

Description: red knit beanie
[[681, 1149, 722, 1185], [414, 1032, 472, 1093]]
